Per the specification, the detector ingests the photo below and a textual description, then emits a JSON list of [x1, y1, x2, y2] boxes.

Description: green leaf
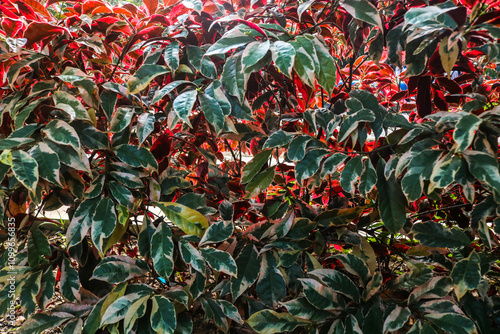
[[242, 149, 272, 183], [27, 226, 51, 268], [219, 200, 234, 221], [242, 40, 271, 73], [338, 109, 376, 143], [53, 91, 90, 121], [340, 0, 383, 29], [308, 269, 360, 303], [173, 89, 198, 127], [189, 269, 206, 301], [39, 268, 55, 310], [152, 80, 194, 104], [408, 320, 437, 334], [91, 197, 117, 254], [183, 0, 202, 13], [199, 92, 225, 133], [151, 223, 175, 278], [179, 238, 206, 273], [206, 28, 256, 56], [257, 252, 286, 308], [315, 207, 364, 227], [201, 299, 229, 332], [151, 295, 177, 334], [91, 255, 148, 284], [425, 313, 477, 334], [200, 247, 237, 276], [429, 155, 462, 193], [245, 166, 276, 198], [43, 120, 81, 152], [359, 158, 377, 197], [332, 253, 371, 285], [369, 31, 384, 65], [114, 144, 158, 170], [100, 90, 117, 121], [109, 181, 134, 209], [222, 55, 246, 103], [228, 94, 254, 120], [186, 45, 217, 79], [100, 292, 143, 326], [296, 149, 329, 184], [11, 150, 39, 191], [86, 176, 106, 199], [383, 306, 411, 333], [287, 135, 312, 161], [247, 310, 310, 334], [451, 251, 481, 300], [60, 257, 80, 302], [18, 312, 74, 334], [384, 113, 414, 129], [401, 149, 443, 202], [127, 64, 169, 94], [71, 120, 110, 150], [199, 220, 234, 246], [299, 278, 344, 310], [409, 277, 452, 304], [62, 319, 83, 334], [66, 197, 100, 249], [217, 299, 244, 324], [320, 153, 348, 178], [110, 107, 134, 133], [312, 36, 336, 95], [164, 41, 180, 71], [282, 297, 332, 322], [0, 137, 35, 150], [174, 312, 194, 334], [123, 295, 149, 332], [412, 221, 470, 248], [231, 244, 260, 300], [262, 210, 295, 239], [297, 0, 314, 21], [392, 262, 432, 290], [376, 159, 407, 233], [454, 114, 482, 151], [463, 150, 500, 200], [153, 202, 208, 237], [263, 130, 295, 150], [290, 41, 315, 87], [271, 41, 295, 78], [339, 155, 364, 194], [7, 53, 45, 86]]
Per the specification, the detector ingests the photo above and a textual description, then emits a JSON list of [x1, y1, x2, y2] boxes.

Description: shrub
[[0, 0, 500, 333]]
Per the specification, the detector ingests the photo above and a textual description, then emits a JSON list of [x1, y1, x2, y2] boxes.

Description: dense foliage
[[1, 0, 500, 332]]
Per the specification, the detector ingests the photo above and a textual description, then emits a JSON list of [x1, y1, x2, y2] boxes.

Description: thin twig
[[409, 203, 470, 218]]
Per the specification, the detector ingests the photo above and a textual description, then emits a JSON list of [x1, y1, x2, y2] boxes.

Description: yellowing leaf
[[153, 202, 208, 237], [439, 36, 459, 79]]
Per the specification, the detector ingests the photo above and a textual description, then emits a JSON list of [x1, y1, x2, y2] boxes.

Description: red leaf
[[1, 18, 24, 37], [432, 87, 448, 111], [46, 0, 82, 6], [24, 22, 69, 45], [82, 0, 108, 14], [14, 1, 38, 20], [144, 0, 158, 15], [230, 19, 267, 37], [0, 5, 19, 19], [150, 14, 171, 26], [19, 0, 52, 19], [436, 77, 462, 94], [416, 76, 432, 118]]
